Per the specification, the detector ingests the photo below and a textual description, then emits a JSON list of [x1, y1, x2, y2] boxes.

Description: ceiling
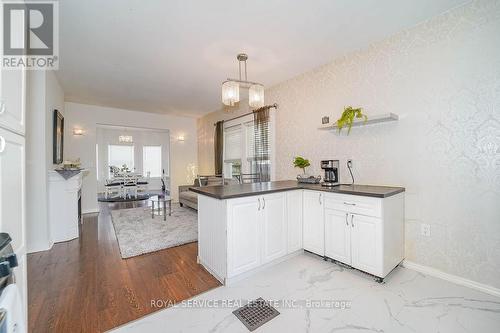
[[58, 0, 467, 117]]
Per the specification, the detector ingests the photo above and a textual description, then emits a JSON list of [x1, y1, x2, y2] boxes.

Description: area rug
[[110, 204, 197, 258]]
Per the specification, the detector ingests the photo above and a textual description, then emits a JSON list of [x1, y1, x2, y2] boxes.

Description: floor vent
[[232, 297, 280, 331]]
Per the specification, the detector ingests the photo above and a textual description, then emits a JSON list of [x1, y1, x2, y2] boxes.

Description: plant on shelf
[[293, 156, 311, 175], [336, 106, 368, 134]]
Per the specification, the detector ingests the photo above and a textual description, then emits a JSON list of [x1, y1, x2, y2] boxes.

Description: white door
[[0, 68, 26, 135], [324, 209, 351, 264], [286, 190, 303, 253], [302, 190, 324, 256], [261, 193, 287, 264], [0, 128, 25, 253], [350, 213, 383, 276], [227, 196, 261, 277]]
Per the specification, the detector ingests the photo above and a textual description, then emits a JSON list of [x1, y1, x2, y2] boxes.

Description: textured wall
[[198, 0, 500, 288]]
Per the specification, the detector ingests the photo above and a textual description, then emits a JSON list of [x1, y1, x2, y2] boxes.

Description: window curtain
[[214, 121, 224, 175], [253, 107, 271, 182]]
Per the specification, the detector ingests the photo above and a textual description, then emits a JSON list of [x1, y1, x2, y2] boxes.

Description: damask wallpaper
[[197, 0, 500, 288]]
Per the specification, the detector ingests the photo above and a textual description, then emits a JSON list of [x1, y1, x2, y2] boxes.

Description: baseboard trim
[[82, 208, 99, 215], [402, 260, 500, 298], [27, 242, 53, 254]]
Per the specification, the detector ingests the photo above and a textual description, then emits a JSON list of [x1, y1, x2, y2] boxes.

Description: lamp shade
[[221, 80, 240, 106], [249, 84, 264, 108]]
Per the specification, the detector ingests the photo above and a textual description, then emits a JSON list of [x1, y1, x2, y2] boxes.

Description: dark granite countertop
[[190, 180, 404, 200]]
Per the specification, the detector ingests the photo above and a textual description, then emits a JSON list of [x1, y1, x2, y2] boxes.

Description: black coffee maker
[[321, 160, 340, 187]]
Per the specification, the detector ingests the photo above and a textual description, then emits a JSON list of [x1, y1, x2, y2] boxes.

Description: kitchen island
[[192, 180, 405, 284]]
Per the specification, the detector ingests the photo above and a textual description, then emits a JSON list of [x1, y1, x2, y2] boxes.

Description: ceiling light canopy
[[222, 53, 264, 109]]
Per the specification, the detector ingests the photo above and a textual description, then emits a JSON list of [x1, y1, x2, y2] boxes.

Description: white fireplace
[[48, 171, 83, 243]]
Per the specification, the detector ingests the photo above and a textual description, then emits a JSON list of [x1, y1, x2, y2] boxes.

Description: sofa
[[179, 175, 238, 210]]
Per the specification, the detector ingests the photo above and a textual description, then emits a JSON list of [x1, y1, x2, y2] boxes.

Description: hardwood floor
[[28, 201, 221, 333]]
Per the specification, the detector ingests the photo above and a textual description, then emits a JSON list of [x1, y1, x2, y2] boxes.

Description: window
[[246, 120, 270, 180], [108, 145, 134, 176], [143, 146, 162, 177], [223, 125, 242, 178]]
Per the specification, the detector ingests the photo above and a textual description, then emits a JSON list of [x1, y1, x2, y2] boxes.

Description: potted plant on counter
[[294, 156, 321, 184]]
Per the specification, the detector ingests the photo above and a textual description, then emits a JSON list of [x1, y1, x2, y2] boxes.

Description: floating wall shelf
[[318, 113, 399, 130]]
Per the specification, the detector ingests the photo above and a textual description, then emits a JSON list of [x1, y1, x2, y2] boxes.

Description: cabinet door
[[0, 68, 26, 135], [0, 128, 25, 253], [350, 214, 383, 276], [261, 193, 287, 264], [227, 197, 261, 277], [302, 190, 324, 256], [324, 209, 351, 264], [286, 190, 303, 253]]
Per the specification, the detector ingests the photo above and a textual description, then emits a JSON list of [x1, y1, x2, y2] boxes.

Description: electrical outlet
[[421, 223, 431, 237], [347, 159, 353, 168]]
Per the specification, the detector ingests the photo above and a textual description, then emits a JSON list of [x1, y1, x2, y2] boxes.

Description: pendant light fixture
[[221, 53, 264, 108]]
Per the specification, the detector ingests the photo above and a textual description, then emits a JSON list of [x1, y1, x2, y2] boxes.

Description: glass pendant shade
[[249, 84, 265, 108], [221, 81, 240, 106]]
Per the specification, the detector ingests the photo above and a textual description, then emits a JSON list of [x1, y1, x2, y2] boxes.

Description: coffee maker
[[321, 160, 340, 187]]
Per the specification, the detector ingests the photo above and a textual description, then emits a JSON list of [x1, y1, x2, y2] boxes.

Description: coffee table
[[148, 194, 172, 221]]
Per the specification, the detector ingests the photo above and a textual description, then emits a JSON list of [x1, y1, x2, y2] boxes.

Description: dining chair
[[240, 173, 261, 184], [104, 177, 123, 198], [137, 172, 150, 196], [123, 175, 138, 198]]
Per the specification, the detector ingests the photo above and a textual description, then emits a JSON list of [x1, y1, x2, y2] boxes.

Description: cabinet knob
[[351, 214, 355, 227], [345, 213, 349, 226], [0, 101, 5, 115], [0, 136, 5, 154]]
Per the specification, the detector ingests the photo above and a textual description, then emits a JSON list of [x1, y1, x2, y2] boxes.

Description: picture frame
[[53, 109, 64, 164]]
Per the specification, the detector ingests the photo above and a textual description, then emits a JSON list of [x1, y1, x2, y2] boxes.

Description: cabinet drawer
[[324, 193, 382, 218]]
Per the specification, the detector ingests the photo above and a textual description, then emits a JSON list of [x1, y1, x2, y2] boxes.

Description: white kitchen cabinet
[[324, 208, 351, 264], [261, 193, 287, 264], [227, 192, 287, 277], [323, 192, 404, 278], [227, 196, 261, 277], [286, 190, 303, 253], [350, 213, 383, 276], [303, 190, 324, 256], [0, 127, 25, 253], [0, 68, 26, 135]]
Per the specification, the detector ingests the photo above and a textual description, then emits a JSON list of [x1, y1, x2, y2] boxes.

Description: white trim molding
[[82, 208, 100, 215], [402, 260, 500, 298]]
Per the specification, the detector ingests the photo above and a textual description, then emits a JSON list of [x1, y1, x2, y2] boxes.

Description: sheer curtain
[[253, 106, 271, 182]]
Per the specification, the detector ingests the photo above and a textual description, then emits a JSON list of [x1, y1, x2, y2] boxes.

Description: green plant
[[293, 156, 310, 174], [336, 106, 368, 134]]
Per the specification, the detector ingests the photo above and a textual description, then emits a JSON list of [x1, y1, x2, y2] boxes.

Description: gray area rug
[[110, 204, 197, 258]]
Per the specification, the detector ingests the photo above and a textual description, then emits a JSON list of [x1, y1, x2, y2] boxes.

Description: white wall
[[198, 0, 500, 289], [25, 70, 65, 252], [64, 102, 197, 213]]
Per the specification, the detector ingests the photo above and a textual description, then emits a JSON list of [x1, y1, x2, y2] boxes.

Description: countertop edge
[[189, 183, 405, 200]]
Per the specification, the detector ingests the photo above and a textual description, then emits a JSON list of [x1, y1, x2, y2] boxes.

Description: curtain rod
[[213, 103, 278, 126]]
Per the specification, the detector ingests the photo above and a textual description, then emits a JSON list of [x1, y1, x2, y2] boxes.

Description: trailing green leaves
[[336, 106, 368, 134]]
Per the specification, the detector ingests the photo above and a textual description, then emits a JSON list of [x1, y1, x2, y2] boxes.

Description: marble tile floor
[[112, 253, 500, 333]]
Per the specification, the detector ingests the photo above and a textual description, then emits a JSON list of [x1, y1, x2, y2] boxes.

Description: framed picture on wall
[[53, 109, 64, 164]]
